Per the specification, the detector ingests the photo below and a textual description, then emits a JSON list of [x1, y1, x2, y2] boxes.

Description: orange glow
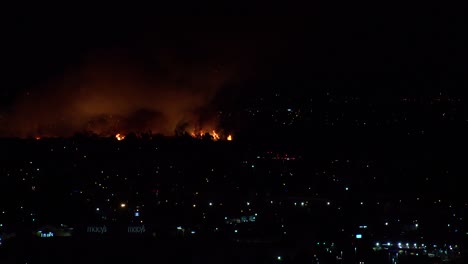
[[115, 133, 125, 141], [212, 130, 220, 140], [35, 137, 41, 140], [188, 128, 232, 141]]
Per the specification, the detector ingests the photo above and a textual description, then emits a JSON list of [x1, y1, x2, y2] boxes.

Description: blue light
[[356, 234, 362, 239]]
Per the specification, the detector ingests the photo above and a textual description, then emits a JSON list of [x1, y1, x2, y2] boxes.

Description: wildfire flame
[[189, 129, 231, 141], [115, 133, 125, 141], [211, 130, 220, 140]]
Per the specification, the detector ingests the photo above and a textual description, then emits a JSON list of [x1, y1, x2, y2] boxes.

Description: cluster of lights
[[375, 242, 437, 249]]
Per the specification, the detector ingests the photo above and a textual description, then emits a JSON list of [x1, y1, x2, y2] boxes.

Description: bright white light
[[385, 222, 388, 226], [191, 231, 196, 234], [96, 208, 100, 211], [398, 242, 402, 247], [301, 202, 304, 206], [376, 242, 380, 246], [120, 203, 126, 208], [345, 187, 349, 191], [277, 256, 282, 261], [247, 202, 250, 206], [209, 202, 213, 206], [327, 202, 331, 206], [177, 226, 182, 230], [387, 242, 391, 246]]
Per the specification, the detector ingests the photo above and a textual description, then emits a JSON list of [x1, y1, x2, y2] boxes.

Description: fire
[[115, 133, 125, 141], [188, 129, 231, 141], [212, 130, 220, 140]]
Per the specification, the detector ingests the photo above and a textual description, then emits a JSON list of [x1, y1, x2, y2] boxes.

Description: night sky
[[2, 4, 467, 136]]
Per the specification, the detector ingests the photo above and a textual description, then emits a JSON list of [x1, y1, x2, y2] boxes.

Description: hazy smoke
[[1, 47, 240, 138]]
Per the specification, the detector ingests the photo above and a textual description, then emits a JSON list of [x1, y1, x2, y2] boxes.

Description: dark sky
[[1, 3, 467, 136], [3, 4, 467, 97]]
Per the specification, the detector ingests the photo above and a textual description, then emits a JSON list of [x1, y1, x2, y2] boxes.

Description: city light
[[120, 203, 126, 208]]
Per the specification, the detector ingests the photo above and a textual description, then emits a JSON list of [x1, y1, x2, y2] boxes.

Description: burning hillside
[[0, 48, 243, 139]]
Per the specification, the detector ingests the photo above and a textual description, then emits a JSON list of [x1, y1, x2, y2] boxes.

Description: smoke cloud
[[1, 46, 242, 138]]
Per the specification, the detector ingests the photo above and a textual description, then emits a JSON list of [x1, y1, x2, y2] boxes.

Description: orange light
[[189, 129, 230, 141], [212, 130, 220, 140], [115, 133, 125, 141], [35, 137, 41, 140]]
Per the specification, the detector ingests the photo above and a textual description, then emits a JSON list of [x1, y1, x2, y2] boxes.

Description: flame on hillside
[[115, 133, 125, 141], [189, 129, 232, 141], [112, 129, 232, 141]]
